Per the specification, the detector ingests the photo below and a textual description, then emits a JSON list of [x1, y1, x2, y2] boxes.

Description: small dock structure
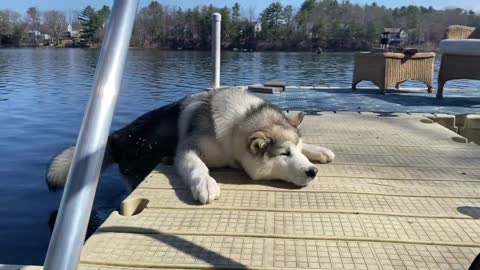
[[248, 81, 287, 94]]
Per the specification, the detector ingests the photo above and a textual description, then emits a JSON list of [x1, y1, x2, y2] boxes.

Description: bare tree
[[26, 7, 41, 46], [44, 10, 67, 45], [66, 9, 81, 24], [65, 9, 82, 35], [0, 9, 24, 46], [134, 1, 165, 47], [248, 7, 256, 23], [1, 9, 22, 24]]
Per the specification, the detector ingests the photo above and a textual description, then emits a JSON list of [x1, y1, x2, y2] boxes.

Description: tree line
[[0, 6, 110, 47], [1, 0, 480, 51]]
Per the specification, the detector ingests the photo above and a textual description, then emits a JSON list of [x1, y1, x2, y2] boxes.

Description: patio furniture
[[352, 51, 435, 94], [437, 25, 480, 98]]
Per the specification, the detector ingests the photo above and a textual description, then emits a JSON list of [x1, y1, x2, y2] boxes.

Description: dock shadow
[[469, 253, 480, 270], [96, 226, 248, 268], [156, 166, 302, 204], [210, 168, 302, 189], [457, 206, 480, 219]]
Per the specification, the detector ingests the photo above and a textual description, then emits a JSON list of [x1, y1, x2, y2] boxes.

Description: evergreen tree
[[78, 5, 110, 46], [260, 2, 285, 29], [232, 3, 241, 23]]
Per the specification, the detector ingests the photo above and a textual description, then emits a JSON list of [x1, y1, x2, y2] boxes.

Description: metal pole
[[212, 12, 221, 89], [43, 0, 138, 269]]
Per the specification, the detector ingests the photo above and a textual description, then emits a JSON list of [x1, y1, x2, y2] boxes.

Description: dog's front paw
[[304, 144, 335, 164], [316, 148, 335, 164], [191, 175, 221, 204]]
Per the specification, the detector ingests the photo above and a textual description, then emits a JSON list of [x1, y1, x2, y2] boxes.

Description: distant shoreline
[[0, 46, 439, 53]]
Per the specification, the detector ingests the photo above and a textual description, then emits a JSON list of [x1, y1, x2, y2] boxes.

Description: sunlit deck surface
[[260, 86, 480, 114], [76, 111, 480, 269]]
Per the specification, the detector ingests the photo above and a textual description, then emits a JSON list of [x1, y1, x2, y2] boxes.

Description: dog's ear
[[248, 131, 271, 155], [284, 111, 305, 128]]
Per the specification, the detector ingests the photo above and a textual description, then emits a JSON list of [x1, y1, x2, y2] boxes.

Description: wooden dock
[[48, 113, 480, 269]]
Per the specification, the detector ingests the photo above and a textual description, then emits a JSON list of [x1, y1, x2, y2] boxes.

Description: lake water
[[1, 49, 480, 265]]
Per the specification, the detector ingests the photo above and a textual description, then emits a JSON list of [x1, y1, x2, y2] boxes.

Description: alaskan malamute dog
[[47, 87, 334, 204]]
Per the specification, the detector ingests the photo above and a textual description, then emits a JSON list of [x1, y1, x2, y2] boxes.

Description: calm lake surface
[[1, 49, 480, 265]]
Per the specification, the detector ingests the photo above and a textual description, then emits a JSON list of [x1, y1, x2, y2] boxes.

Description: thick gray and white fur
[[47, 87, 334, 204]]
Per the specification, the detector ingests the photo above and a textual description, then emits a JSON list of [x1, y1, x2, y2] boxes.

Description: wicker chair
[[352, 52, 435, 94], [437, 25, 480, 98]]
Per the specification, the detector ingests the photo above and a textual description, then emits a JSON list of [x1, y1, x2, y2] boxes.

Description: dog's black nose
[[305, 167, 318, 178]]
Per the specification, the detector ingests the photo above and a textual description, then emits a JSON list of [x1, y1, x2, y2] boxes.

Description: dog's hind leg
[[174, 144, 220, 204], [302, 143, 335, 164]]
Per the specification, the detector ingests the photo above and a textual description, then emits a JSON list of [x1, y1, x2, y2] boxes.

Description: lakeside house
[[24, 24, 82, 47], [254, 21, 262, 33], [382, 27, 416, 47], [27, 30, 51, 46], [61, 23, 85, 46], [63, 24, 80, 39]]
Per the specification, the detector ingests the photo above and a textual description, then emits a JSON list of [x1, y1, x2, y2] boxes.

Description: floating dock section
[[41, 113, 480, 269]]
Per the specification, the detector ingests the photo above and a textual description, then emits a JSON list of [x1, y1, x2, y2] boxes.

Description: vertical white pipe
[[212, 12, 221, 89], [43, 0, 138, 269]]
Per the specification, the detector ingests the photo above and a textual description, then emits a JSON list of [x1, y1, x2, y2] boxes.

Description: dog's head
[[242, 111, 318, 186]]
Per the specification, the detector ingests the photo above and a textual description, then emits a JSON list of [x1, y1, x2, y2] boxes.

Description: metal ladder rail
[[43, 1, 138, 269]]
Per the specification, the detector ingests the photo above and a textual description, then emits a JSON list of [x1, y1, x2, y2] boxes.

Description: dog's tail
[[46, 142, 114, 190]]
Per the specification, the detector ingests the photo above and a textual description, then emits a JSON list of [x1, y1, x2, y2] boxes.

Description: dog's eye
[[280, 151, 291, 157]]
